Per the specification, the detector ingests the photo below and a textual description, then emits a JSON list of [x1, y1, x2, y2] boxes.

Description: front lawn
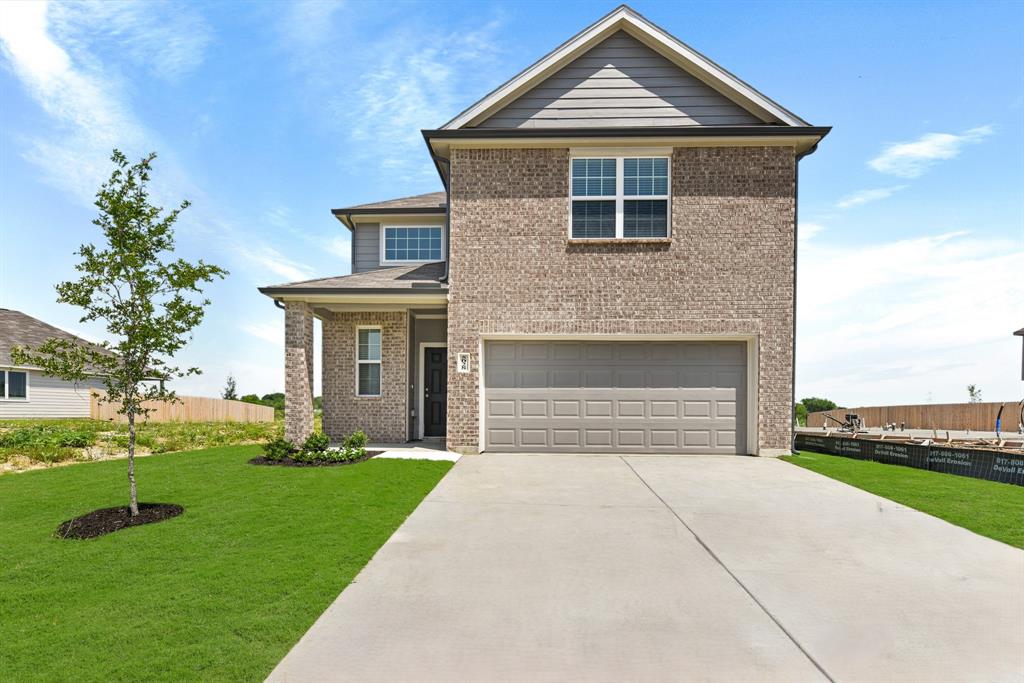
[[783, 451, 1024, 548], [0, 445, 452, 681]]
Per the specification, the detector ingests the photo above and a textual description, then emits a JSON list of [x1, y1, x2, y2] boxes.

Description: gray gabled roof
[[333, 191, 446, 214], [0, 308, 109, 367], [259, 262, 447, 296]]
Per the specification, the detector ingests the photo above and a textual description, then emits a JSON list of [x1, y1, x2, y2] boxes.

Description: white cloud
[[836, 185, 908, 209], [869, 126, 993, 178], [798, 221, 825, 243], [235, 245, 315, 283], [324, 235, 350, 259], [242, 322, 282, 346], [346, 21, 503, 178], [49, 0, 211, 82], [797, 229, 1024, 406]]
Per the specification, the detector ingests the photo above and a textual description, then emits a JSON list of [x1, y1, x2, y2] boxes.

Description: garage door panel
[[484, 341, 747, 454]]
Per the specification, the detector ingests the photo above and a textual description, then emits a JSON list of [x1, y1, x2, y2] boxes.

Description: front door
[[424, 347, 447, 437]]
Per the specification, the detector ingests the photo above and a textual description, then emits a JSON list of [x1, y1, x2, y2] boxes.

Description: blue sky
[[1, 0, 1022, 406]]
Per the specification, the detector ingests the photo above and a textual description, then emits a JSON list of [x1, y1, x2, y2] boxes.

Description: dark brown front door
[[424, 347, 447, 437]]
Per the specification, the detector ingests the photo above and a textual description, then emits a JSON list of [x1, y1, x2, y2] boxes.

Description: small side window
[[356, 328, 382, 397]]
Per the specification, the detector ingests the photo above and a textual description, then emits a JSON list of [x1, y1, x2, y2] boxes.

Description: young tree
[[800, 397, 839, 414], [967, 384, 982, 403], [222, 373, 238, 400], [12, 150, 226, 516]]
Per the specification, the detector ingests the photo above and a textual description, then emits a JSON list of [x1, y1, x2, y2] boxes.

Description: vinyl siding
[[352, 223, 381, 273], [0, 370, 105, 418], [475, 31, 762, 129]]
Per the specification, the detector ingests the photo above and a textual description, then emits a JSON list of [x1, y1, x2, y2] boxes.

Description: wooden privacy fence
[[808, 402, 1024, 432], [90, 392, 275, 423]]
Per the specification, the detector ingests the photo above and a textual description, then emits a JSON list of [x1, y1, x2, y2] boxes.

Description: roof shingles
[[259, 262, 447, 294]]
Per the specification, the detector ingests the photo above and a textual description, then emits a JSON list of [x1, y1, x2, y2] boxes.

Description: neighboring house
[[0, 309, 106, 419], [259, 5, 829, 455]]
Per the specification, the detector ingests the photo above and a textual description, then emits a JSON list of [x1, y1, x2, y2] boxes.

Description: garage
[[483, 340, 748, 454]]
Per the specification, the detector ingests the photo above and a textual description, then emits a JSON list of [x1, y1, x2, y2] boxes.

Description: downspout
[[430, 152, 452, 283]]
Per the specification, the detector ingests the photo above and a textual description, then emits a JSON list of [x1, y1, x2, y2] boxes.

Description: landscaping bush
[[302, 432, 330, 454], [262, 438, 297, 462]]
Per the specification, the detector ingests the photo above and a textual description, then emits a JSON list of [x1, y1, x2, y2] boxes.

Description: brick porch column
[[284, 301, 314, 444]]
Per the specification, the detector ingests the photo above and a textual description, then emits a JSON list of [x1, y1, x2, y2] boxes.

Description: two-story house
[[259, 5, 828, 456]]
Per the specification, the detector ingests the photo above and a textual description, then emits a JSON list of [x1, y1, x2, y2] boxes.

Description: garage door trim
[[478, 334, 758, 455]]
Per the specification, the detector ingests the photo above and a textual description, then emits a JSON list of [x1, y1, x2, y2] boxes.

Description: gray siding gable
[[475, 31, 762, 129], [352, 223, 381, 273]]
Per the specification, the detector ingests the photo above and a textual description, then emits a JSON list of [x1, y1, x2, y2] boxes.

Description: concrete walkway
[[268, 454, 1024, 683]]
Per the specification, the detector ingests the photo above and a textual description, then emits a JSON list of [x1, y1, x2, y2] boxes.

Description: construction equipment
[[823, 413, 864, 433]]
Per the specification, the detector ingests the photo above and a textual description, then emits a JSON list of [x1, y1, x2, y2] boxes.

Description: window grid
[[356, 327, 382, 397], [570, 156, 670, 239], [383, 226, 443, 263]]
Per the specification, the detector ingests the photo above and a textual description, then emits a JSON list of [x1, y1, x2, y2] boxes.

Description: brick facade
[[321, 311, 408, 444], [284, 301, 314, 444], [446, 146, 796, 455]]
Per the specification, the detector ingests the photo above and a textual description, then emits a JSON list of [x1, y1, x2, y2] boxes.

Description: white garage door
[[484, 340, 747, 454]]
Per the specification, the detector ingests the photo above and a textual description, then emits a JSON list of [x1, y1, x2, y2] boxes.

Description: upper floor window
[[1, 369, 28, 400], [570, 156, 670, 239], [382, 225, 443, 263]]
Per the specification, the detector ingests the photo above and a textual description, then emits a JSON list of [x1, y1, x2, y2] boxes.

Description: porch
[[258, 263, 449, 446]]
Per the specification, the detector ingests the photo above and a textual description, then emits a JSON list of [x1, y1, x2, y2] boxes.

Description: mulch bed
[[248, 451, 381, 468], [56, 503, 184, 540]]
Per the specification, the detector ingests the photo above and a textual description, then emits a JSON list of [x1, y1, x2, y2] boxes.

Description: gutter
[[258, 286, 447, 297]]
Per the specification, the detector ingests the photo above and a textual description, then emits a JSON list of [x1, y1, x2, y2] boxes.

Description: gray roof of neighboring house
[[258, 262, 447, 296], [0, 308, 109, 367]]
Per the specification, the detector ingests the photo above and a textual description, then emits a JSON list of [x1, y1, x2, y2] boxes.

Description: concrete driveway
[[268, 454, 1024, 683]]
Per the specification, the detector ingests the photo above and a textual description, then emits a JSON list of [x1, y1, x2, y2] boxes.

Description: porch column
[[284, 301, 314, 444]]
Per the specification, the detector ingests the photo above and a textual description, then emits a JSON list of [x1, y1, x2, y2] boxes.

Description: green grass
[[0, 445, 452, 681], [783, 451, 1024, 548]]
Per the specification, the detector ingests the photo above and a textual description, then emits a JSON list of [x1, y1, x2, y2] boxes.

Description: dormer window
[[381, 225, 444, 263], [570, 156, 670, 239]]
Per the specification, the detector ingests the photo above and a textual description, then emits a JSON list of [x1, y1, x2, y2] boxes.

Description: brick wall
[[284, 302, 314, 444], [321, 311, 408, 443], [447, 146, 796, 454]]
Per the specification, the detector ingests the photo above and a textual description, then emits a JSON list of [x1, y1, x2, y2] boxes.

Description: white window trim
[[0, 368, 30, 401], [379, 224, 446, 265], [354, 326, 382, 398], [569, 155, 671, 239]]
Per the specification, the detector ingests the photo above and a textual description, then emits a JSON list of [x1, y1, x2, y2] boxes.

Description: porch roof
[[258, 262, 447, 298]]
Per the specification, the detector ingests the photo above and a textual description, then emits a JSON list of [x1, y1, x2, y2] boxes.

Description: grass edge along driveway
[[0, 445, 452, 682], [783, 450, 1024, 549]]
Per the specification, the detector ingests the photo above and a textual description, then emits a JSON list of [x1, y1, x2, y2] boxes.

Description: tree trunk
[[127, 410, 139, 517]]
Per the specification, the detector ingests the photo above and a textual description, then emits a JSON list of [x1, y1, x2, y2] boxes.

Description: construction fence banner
[[794, 434, 1024, 487]]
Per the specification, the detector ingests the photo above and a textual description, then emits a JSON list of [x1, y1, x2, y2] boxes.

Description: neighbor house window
[[382, 226, 443, 263], [570, 156, 670, 239], [0, 369, 28, 400], [356, 327, 382, 396]]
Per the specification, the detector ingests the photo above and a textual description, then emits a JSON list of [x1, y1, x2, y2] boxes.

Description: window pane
[[571, 200, 615, 238], [624, 157, 668, 196], [571, 158, 616, 197], [358, 328, 381, 361], [358, 363, 381, 396], [7, 371, 26, 398], [383, 226, 442, 260], [0, 371, 5, 398], [624, 200, 668, 237]]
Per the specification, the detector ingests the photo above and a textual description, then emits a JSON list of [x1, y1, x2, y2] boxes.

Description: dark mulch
[[56, 503, 184, 540], [248, 451, 381, 468]]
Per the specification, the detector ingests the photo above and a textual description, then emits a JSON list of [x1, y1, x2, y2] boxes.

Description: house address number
[[456, 352, 471, 373]]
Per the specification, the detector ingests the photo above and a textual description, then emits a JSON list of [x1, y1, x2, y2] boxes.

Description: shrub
[[343, 430, 367, 451], [263, 438, 296, 462], [302, 432, 330, 454]]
